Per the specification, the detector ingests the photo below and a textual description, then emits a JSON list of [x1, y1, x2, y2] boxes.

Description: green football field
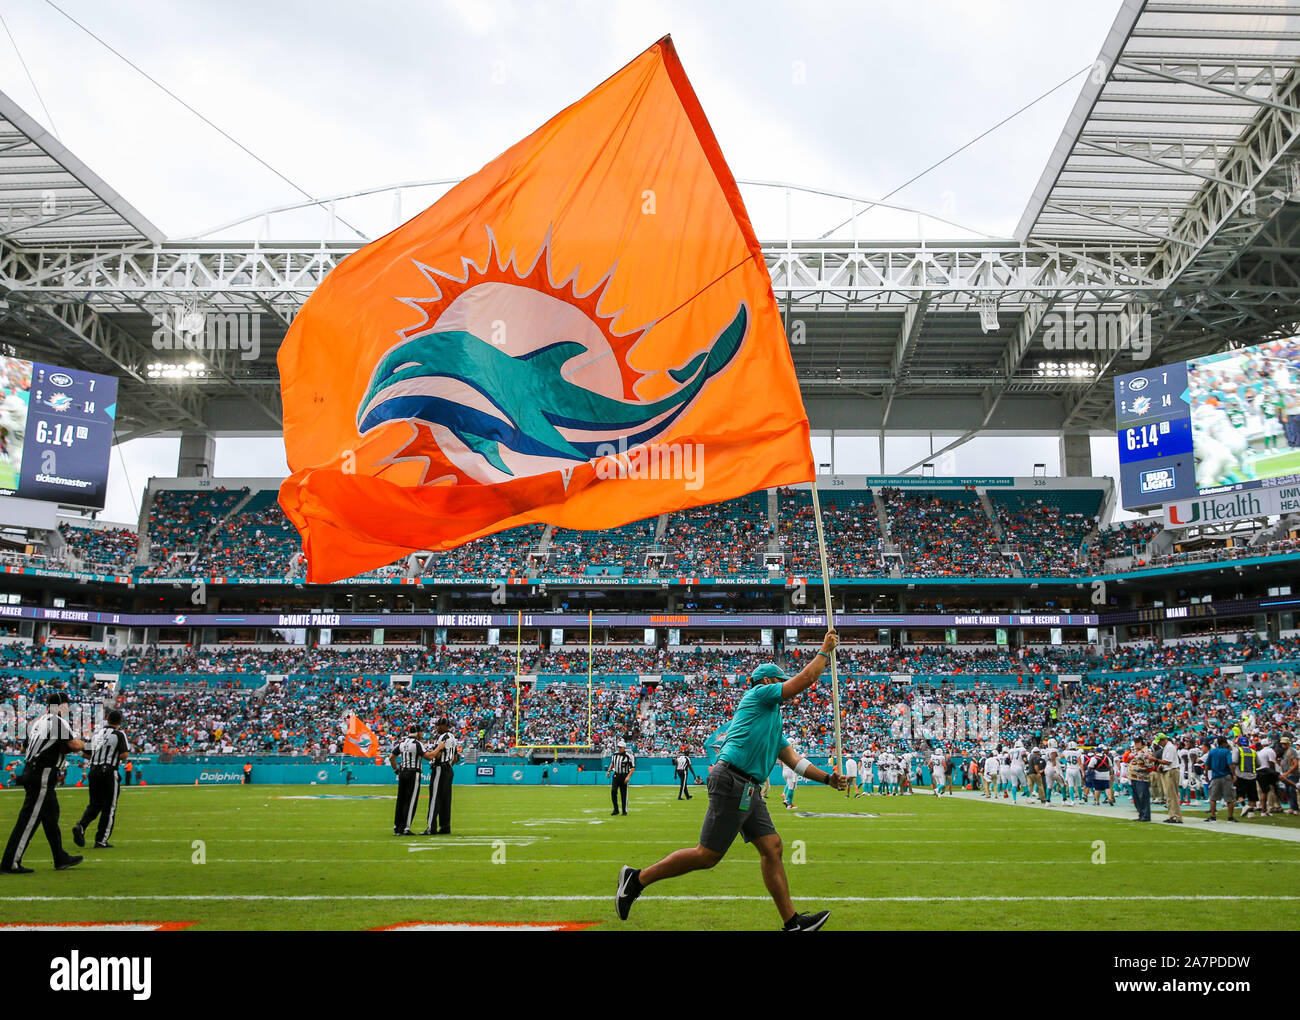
[[1, 783, 1297, 931], [1254, 446, 1300, 480]]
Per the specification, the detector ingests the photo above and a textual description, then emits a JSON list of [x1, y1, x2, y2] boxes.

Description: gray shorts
[[1208, 775, 1234, 803], [699, 764, 778, 854]]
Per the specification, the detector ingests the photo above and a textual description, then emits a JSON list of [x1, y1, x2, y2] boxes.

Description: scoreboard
[[1114, 361, 1196, 508], [0, 355, 118, 509], [1115, 337, 1300, 511]]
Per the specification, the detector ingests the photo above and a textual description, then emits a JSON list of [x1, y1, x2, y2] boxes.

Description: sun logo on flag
[[355, 230, 747, 485]]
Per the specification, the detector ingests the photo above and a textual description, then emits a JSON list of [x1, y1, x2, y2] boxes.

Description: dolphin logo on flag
[[356, 238, 747, 482]]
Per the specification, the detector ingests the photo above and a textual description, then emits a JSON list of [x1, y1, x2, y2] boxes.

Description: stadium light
[[146, 361, 208, 380]]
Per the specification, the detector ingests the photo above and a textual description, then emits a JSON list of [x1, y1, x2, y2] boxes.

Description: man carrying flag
[[615, 632, 846, 931], [343, 713, 379, 758]]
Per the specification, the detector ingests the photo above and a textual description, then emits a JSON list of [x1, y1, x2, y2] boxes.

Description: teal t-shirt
[[717, 683, 790, 780]]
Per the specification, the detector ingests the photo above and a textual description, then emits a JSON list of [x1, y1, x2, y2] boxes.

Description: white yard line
[[952, 791, 1300, 843], [1, 893, 1297, 903]]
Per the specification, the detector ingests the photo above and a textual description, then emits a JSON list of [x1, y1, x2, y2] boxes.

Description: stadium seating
[[881, 487, 1012, 577], [662, 493, 769, 574], [7, 634, 1298, 760], [777, 488, 886, 577], [191, 489, 303, 577], [989, 488, 1103, 576], [145, 486, 249, 570], [58, 522, 138, 572], [545, 517, 659, 577], [1088, 519, 1161, 567], [424, 524, 546, 576]]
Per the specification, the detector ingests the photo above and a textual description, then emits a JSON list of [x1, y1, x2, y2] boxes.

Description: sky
[[0, 0, 1130, 525]]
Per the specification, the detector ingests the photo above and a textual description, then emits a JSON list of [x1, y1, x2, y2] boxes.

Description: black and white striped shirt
[[431, 732, 459, 765], [24, 712, 75, 770], [89, 727, 131, 770], [393, 737, 426, 771], [610, 750, 635, 778]]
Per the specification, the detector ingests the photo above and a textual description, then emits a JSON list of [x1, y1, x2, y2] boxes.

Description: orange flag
[[342, 713, 379, 758], [279, 36, 813, 583]]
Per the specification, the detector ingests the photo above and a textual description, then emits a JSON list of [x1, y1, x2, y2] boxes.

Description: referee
[[607, 740, 635, 816], [2, 692, 85, 874], [674, 749, 697, 800], [420, 717, 460, 836], [73, 708, 131, 849], [389, 725, 433, 836]]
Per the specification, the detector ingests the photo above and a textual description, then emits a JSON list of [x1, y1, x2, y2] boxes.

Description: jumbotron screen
[[0, 355, 118, 509], [1114, 337, 1300, 510]]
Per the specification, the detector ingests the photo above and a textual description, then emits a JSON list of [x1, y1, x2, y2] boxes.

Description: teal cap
[[749, 663, 788, 685]]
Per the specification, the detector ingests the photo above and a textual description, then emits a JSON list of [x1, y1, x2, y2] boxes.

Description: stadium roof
[[1019, 0, 1300, 244], [2, 0, 1300, 445], [0, 88, 163, 246]]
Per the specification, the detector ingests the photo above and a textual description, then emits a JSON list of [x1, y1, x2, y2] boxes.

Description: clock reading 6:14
[[1124, 422, 1165, 452], [34, 420, 79, 446]]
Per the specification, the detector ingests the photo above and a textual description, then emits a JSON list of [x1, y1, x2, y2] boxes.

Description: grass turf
[[1, 783, 1297, 930]]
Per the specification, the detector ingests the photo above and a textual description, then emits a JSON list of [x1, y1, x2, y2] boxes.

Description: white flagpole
[[807, 484, 843, 776]]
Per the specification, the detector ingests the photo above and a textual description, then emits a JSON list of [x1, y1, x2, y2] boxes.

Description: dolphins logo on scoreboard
[[354, 231, 746, 485], [45, 392, 73, 413]]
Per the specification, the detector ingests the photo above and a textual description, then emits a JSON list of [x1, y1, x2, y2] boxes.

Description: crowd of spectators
[[776, 490, 886, 577], [545, 518, 659, 577], [424, 524, 545, 577], [144, 487, 249, 570], [994, 502, 1095, 576], [882, 488, 1012, 577], [90, 634, 1300, 681], [58, 523, 138, 572], [1088, 519, 1162, 568], [190, 498, 304, 577], [5, 638, 1297, 762], [662, 496, 769, 575], [8, 486, 1300, 583]]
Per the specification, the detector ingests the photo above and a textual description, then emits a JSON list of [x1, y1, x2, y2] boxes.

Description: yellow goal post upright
[[511, 609, 595, 753]]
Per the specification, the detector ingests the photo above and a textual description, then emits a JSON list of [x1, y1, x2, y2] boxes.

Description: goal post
[[511, 609, 595, 751]]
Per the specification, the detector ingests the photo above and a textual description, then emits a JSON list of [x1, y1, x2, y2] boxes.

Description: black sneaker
[[615, 865, 642, 920], [94, 842, 113, 849], [611, 810, 619, 816], [72, 824, 85, 848], [782, 910, 830, 932], [54, 856, 83, 871], [418, 830, 432, 836], [621, 811, 628, 816], [1, 865, 34, 875]]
